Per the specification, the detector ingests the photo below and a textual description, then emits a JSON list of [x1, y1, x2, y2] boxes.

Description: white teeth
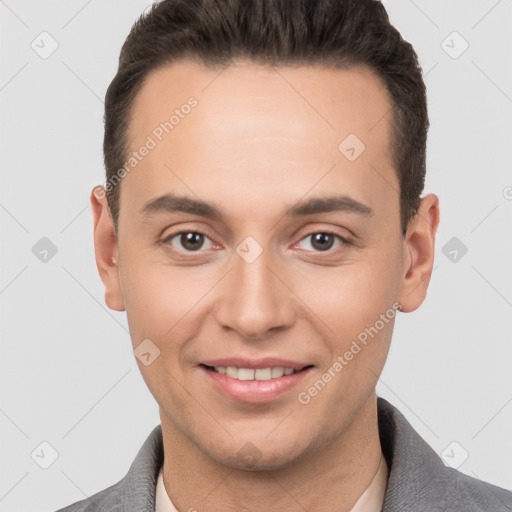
[[238, 368, 255, 381], [255, 368, 272, 380], [271, 367, 285, 378], [211, 366, 298, 380], [226, 366, 238, 378]]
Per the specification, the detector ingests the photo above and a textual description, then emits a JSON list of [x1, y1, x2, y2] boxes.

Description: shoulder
[[55, 425, 163, 512], [378, 397, 512, 511], [55, 482, 123, 512], [434, 466, 512, 511], [412, 465, 512, 511]]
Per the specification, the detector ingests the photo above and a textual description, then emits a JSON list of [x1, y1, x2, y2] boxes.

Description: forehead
[[130, 59, 392, 141], [121, 59, 396, 222]]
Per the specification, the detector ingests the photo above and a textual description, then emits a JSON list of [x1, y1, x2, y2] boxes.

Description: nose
[[213, 250, 296, 339]]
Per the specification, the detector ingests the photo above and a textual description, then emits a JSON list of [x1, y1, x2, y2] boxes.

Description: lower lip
[[200, 366, 312, 404]]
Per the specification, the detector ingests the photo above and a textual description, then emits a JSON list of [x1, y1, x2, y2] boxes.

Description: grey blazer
[[57, 398, 512, 511]]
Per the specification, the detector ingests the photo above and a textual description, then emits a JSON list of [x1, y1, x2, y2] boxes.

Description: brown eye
[[180, 232, 204, 250], [164, 231, 214, 252], [297, 232, 344, 252]]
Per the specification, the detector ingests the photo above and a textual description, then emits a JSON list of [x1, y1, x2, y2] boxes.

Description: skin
[[91, 60, 439, 511]]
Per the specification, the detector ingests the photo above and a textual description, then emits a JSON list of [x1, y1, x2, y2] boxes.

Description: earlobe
[[398, 194, 440, 313], [91, 186, 125, 312]]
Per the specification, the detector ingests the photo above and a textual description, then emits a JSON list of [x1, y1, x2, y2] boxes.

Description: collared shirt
[[155, 453, 388, 512]]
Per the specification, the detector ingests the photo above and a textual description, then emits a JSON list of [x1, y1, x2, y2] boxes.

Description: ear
[[398, 194, 440, 313], [91, 186, 125, 311]]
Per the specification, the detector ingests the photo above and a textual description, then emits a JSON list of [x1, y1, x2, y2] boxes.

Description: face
[[92, 60, 438, 470]]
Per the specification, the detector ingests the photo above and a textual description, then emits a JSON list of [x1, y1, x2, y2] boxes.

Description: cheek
[[118, 257, 207, 409], [299, 257, 400, 334], [291, 248, 403, 397], [291, 259, 400, 427], [119, 252, 219, 357]]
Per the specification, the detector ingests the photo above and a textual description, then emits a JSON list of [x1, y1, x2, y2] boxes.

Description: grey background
[[1, 1, 511, 510]]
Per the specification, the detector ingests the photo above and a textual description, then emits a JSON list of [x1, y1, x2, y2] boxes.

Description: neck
[[160, 394, 382, 512]]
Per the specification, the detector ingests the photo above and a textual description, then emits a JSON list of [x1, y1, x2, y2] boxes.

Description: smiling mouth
[[200, 364, 313, 381]]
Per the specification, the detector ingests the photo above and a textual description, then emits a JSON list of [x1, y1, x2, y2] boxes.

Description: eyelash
[[161, 230, 350, 255]]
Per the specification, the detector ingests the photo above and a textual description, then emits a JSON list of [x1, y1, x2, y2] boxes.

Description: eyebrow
[[287, 195, 373, 217], [142, 194, 220, 218], [141, 193, 373, 220]]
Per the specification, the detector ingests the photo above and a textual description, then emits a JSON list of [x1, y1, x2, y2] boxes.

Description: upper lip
[[200, 357, 312, 371]]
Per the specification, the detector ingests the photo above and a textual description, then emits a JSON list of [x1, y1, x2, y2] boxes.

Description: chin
[[205, 436, 317, 472]]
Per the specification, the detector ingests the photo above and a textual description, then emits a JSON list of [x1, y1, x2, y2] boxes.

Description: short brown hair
[[104, 0, 428, 235]]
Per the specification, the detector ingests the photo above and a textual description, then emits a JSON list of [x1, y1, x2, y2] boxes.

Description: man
[[58, 0, 512, 510]]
